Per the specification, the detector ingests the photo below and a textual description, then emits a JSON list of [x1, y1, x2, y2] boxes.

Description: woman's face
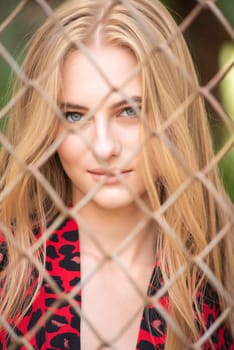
[[56, 45, 148, 210]]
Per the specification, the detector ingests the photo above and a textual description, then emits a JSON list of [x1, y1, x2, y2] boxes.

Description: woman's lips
[[87, 168, 133, 184]]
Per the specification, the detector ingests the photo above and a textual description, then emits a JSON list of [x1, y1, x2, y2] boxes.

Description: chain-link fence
[[0, 0, 234, 349]]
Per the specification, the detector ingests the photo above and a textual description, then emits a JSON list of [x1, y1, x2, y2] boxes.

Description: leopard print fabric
[[0, 218, 233, 349]]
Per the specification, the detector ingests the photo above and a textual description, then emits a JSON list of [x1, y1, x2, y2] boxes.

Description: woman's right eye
[[64, 111, 83, 123]]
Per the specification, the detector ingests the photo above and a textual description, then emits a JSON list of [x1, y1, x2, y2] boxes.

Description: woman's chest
[[80, 262, 152, 350]]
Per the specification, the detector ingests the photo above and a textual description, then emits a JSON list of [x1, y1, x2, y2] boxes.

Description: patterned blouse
[[0, 217, 233, 349]]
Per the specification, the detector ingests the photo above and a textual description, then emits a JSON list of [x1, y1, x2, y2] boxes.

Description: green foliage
[[217, 0, 234, 26], [218, 42, 234, 202], [219, 148, 234, 202]]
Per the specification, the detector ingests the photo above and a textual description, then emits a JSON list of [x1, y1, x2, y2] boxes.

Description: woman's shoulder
[[196, 283, 234, 349], [0, 216, 78, 272]]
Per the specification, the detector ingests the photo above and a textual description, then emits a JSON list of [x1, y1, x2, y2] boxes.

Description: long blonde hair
[[0, 0, 233, 348]]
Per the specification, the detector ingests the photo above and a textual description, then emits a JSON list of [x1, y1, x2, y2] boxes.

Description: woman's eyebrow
[[60, 102, 88, 111], [110, 95, 142, 110]]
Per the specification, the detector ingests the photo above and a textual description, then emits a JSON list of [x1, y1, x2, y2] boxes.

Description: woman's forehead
[[60, 46, 142, 107]]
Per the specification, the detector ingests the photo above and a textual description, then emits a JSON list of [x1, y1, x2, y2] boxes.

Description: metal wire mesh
[[0, 0, 233, 349]]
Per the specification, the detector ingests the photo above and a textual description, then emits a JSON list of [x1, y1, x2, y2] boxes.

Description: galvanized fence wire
[[0, 0, 234, 349]]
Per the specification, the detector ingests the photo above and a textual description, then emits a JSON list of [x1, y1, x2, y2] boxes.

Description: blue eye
[[64, 111, 83, 122], [119, 106, 140, 118]]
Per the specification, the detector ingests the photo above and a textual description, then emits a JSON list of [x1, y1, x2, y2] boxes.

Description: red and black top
[[0, 217, 233, 349]]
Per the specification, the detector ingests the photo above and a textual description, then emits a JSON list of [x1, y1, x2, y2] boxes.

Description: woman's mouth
[[87, 168, 133, 184]]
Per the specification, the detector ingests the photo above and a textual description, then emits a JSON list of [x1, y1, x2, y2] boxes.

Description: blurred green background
[[0, 0, 233, 201]]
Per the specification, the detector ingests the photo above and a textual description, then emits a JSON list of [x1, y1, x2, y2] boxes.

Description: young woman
[[0, 0, 233, 349]]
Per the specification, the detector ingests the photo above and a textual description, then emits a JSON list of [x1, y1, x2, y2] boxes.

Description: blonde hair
[[0, 0, 233, 348]]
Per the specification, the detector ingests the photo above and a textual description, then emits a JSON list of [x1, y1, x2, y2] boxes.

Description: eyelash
[[63, 106, 141, 123], [118, 106, 141, 118], [63, 111, 84, 123]]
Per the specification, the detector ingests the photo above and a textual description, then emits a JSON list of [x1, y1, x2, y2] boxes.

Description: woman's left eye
[[64, 111, 83, 122], [119, 106, 140, 118]]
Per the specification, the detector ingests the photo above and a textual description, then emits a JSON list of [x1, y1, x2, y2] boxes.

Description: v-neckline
[[44, 217, 167, 350]]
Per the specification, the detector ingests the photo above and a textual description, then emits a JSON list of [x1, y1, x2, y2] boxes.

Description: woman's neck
[[75, 200, 155, 269]]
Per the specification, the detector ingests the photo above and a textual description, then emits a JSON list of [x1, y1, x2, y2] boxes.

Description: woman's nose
[[92, 115, 121, 160]]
